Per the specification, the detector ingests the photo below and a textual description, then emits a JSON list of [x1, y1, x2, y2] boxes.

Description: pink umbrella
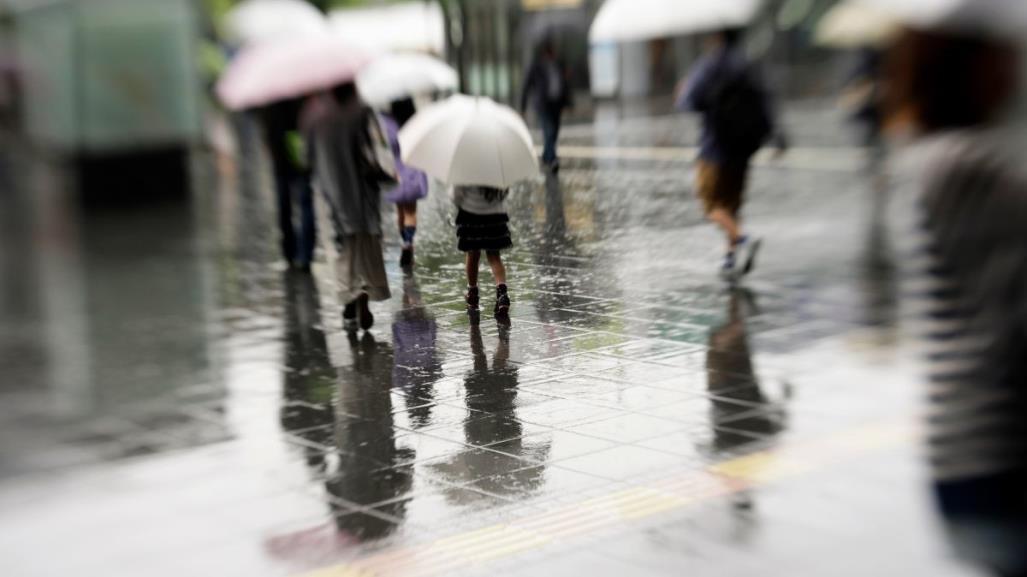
[[216, 34, 372, 110]]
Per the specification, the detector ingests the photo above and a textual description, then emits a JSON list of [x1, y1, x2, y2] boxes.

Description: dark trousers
[[275, 168, 316, 267], [936, 471, 1027, 577], [539, 108, 562, 164]]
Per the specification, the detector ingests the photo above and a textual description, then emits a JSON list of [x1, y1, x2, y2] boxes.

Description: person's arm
[[360, 109, 398, 187], [751, 65, 789, 152], [561, 61, 574, 110], [520, 61, 536, 113], [676, 56, 715, 112]]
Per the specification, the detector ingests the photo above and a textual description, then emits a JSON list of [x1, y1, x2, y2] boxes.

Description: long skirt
[[335, 234, 390, 304]]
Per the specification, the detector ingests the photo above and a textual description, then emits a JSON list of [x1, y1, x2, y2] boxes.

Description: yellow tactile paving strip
[[300, 420, 918, 577]]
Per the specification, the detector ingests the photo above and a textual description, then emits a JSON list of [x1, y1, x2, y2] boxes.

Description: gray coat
[[308, 97, 396, 242]]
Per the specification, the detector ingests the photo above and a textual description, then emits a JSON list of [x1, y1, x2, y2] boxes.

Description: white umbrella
[[815, 1, 900, 48], [398, 95, 538, 189], [357, 53, 458, 108], [328, 3, 446, 54], [225, 0, 327, 45], [590, 0, 763, 44]]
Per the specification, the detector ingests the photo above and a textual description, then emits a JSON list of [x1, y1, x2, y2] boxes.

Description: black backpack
[[709, 64, 772, 160]]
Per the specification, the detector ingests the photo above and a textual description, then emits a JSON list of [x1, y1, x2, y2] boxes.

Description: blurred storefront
[[437, 0, 847, 105], [8, 0, 205, 199]]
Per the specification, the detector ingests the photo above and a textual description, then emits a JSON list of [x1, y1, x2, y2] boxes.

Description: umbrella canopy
[[815, 1, 900, 48], [590, 0, 763, 44], [357, 53, 458, 108], [328, 3, 446, 54], [398, 95, 538, 189], [217, 35, 371, 111], [224, 0, 327, 45], [856, 0, 1027, 39]]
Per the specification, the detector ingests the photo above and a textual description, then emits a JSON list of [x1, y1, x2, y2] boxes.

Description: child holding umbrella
[[396, 95, 538, 322]]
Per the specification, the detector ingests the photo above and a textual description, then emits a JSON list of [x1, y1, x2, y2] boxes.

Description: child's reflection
[[428, 321, 550, 502], [391, 276, 442, 429]]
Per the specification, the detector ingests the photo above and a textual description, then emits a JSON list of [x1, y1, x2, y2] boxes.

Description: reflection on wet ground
[[0, 109, 979, 576]]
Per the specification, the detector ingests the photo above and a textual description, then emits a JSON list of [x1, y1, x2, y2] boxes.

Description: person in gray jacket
[[305, 82, 396, 332]]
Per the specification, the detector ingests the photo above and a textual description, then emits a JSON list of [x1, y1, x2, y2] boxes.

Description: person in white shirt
[[452, 185, 512, 319]]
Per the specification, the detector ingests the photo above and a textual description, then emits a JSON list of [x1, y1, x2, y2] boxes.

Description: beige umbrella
[[815, 1, 900, 48], [224, 0, 327, 45], [590, 0, 763, 44]]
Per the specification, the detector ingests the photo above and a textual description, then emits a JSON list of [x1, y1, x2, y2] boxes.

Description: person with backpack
[[303, 82, 397, 332], [676, 28, 785, 281]]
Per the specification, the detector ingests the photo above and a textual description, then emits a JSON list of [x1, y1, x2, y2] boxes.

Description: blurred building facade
[[6, 0, 205, 198], [439, 0, 848, 106]]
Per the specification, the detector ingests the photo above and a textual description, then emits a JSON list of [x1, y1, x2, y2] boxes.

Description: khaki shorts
[[695, 160, 749, 216]]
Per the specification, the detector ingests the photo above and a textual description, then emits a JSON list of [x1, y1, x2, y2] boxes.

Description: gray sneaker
[[741, 237, 762, 276]]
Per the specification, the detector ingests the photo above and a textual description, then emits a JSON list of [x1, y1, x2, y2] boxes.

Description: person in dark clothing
[[677, 28, 785, 281], [261, 98, 316, 272], [521, 39, 572, 171], [840, 48, 885, 148]]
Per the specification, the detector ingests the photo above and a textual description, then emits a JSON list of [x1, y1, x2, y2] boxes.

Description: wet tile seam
[[296, 419, 919, 577]]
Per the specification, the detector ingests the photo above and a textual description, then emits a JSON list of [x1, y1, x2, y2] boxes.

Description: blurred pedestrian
[[676, 28, 785, 281], [839, 47, 885, 148], [304, 82, 397, 332], [453, 185, 512, 320], [381, 97, 429, 269], [886, 11, 1027, 577], [522, 39, 572, 172], [260, 98, 316, 271]]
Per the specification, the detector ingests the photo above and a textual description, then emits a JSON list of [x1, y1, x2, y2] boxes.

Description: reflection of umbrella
[[815, 1, 900, 48], [590, 0, 763, 44], [216, 35, 370, 110], [357, 53, 458, 108], [398, 95, 538, 188], [224, 0, 327, 45]]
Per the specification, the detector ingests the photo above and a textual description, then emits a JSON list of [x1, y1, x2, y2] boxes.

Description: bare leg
[[400, 203, 418, 229], [395, 204, 405, 236], [485, 251, 507, 286], [465, 250, 481, 287], [708, 208, 742, 251]]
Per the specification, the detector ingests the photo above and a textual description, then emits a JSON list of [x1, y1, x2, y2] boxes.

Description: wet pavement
[[0, 104, 983, 576]]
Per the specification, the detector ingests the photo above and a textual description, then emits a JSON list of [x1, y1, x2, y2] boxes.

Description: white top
[[452, 186, 509, 215]]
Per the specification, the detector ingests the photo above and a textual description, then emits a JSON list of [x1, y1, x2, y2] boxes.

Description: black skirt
[[455, 209, 512, 252]]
